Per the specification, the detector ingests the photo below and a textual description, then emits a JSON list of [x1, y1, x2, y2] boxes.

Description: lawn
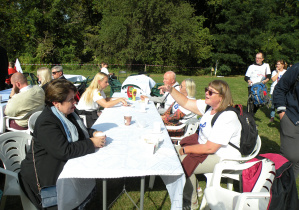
[[3, 67, 297, 209]]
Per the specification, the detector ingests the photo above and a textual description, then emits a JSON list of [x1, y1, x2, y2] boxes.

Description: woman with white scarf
[[19, 79, 106, 210]]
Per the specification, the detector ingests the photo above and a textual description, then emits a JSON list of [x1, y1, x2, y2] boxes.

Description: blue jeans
[[270, 94, 275, 118]]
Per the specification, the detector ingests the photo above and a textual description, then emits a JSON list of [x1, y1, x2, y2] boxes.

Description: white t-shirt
[[164, 83, 180, 110], [245, 63, 271, 85], [172, 96, 194, 116], [76, 89, 106, 111], [196, 100, 242, 159], [270, 69, 287, 94], [101, 67, 109, 75]]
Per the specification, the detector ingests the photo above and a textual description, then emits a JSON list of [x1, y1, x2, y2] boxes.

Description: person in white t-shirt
[[244, 52, 271, 114], [161, 78, 196, 137], [269, 60, 287, 122], [159, 80, 241, 209], [76, 72, 127, 127]]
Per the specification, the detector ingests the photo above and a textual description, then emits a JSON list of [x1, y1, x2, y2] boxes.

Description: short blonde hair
[[184, 79, 196, 98], [81, 72, 108, 104], [209, 80, 233, 112], [37, 67, 51, 86]]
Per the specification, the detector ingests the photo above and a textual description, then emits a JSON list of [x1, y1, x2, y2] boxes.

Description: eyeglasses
[[52, 71, 60, 75], [256, 57, 263, 60], [205, 87, 219, 96]]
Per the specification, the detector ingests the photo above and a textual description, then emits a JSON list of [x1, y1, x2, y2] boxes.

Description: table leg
[[103, 179, 107, 210], [140, 176, 145, 210]]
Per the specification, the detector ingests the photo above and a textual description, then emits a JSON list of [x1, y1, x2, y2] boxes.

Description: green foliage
[[217, 64, 231, 76]]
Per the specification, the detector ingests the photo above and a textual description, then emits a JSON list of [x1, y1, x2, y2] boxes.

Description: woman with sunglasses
[[159, 80, 241, 209]]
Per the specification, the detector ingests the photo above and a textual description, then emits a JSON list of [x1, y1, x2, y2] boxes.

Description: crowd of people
[[0, 46, 298, 209]]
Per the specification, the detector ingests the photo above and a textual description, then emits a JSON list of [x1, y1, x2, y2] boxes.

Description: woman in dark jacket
[[19, 79, 106, 209]]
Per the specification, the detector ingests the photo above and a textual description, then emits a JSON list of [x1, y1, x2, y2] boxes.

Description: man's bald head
[[163, 71, 176, 86], [11, 72, 27, 85]]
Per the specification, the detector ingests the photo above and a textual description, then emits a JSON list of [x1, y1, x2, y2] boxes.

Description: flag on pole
[[15, 58, 23, 73]]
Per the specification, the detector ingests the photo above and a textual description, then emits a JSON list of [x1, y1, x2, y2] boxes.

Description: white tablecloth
[[64, 74, 87, 83], [58, 93, 185, 209], [121, 75, 156, 95], [0, 89, 11, 133]]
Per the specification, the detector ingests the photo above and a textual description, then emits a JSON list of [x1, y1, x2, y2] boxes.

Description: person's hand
[[279, 112, 285, 120], [140, 95, 148, 100], [120, 98, 128, 106], [248, 80, 253, 86], [158, 85, 172, 94], [90, 136, 106, 148]]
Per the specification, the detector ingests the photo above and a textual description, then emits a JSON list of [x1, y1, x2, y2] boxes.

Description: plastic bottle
[[132, 89, 137, 101]]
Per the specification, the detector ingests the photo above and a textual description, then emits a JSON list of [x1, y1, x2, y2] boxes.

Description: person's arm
[[96, 97, 127, 108], [271, 70, 278, 82], [262, 64, 271, 84], [158, 85, 202, 115], [273, 64, 299, 119], [245, 66, 253, 85], [179, 141, 221, 155]]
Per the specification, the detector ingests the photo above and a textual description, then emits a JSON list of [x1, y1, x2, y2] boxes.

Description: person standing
[[273, 63, 299, 179], [0, 46, 8, 90], [269, 60, 287, 122], [5, 61, 18, 87], [244, 52, 271, 114]]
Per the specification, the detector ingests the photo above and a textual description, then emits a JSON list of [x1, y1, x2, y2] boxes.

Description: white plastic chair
[[5, 105, 44, 133], [200, 136, 262, 210], [0, 132, 37, 210], [204, 158, 275, 210], [167, 116, 199, 145], [28, 111, 42, 134]]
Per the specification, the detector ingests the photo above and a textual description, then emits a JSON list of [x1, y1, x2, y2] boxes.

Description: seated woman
[[37, 67, 52, 90], [161, 78, 196, 137], [19, 79, 106, 210], [76, 72, 127, 127], [159, 80, 241, 209]]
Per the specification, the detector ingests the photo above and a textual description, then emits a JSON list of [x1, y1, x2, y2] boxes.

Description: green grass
[[5, 68, 297, 209]]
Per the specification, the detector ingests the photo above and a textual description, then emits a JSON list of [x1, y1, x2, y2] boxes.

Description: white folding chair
[[200, 136, 262, 210], [0, 132, 37, 210], [28, 111, 42, 134], [204, 158, 275, 210]]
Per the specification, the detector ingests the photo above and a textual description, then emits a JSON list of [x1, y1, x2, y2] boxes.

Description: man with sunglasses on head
[[244, 52, 271, 114], [51, 66, 66, 80]]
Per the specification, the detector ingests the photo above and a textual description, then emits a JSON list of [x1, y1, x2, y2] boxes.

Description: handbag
[[32, 139, 58, 208]]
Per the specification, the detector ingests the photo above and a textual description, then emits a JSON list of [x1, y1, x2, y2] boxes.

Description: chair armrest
[[166, 123, 187, 130], [235, 192, 270, 210], [0, 167, 19, 180], [210, 161, 261, 188]]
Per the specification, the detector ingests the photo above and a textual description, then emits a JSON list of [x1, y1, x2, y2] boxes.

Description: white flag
[[15, 58, 23, 73]]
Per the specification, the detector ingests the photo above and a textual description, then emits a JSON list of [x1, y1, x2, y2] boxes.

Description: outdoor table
[[64, 74, 87, 83], [57, 92, 185, 210], [121, 75, 156, 95], [0, 88, 11, 133]]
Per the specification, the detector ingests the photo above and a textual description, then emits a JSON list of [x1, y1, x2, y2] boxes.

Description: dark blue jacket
[[273, 63, 299, 125]]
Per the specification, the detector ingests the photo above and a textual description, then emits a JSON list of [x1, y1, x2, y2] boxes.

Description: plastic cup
[[124, 115, 132, 126]]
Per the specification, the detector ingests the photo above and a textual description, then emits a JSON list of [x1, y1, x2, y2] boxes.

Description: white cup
[[144, 98, 149, 104], [153, 122, 161, 133]]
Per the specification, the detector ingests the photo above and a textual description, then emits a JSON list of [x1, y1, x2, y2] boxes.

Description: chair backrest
[[184, 118, 200, 137], [0, 132, 32, 172], [28, 111, 42, 133]]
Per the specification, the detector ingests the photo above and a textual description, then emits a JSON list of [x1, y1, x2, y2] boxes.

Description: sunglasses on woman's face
[[205, 87, 219, 96]]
